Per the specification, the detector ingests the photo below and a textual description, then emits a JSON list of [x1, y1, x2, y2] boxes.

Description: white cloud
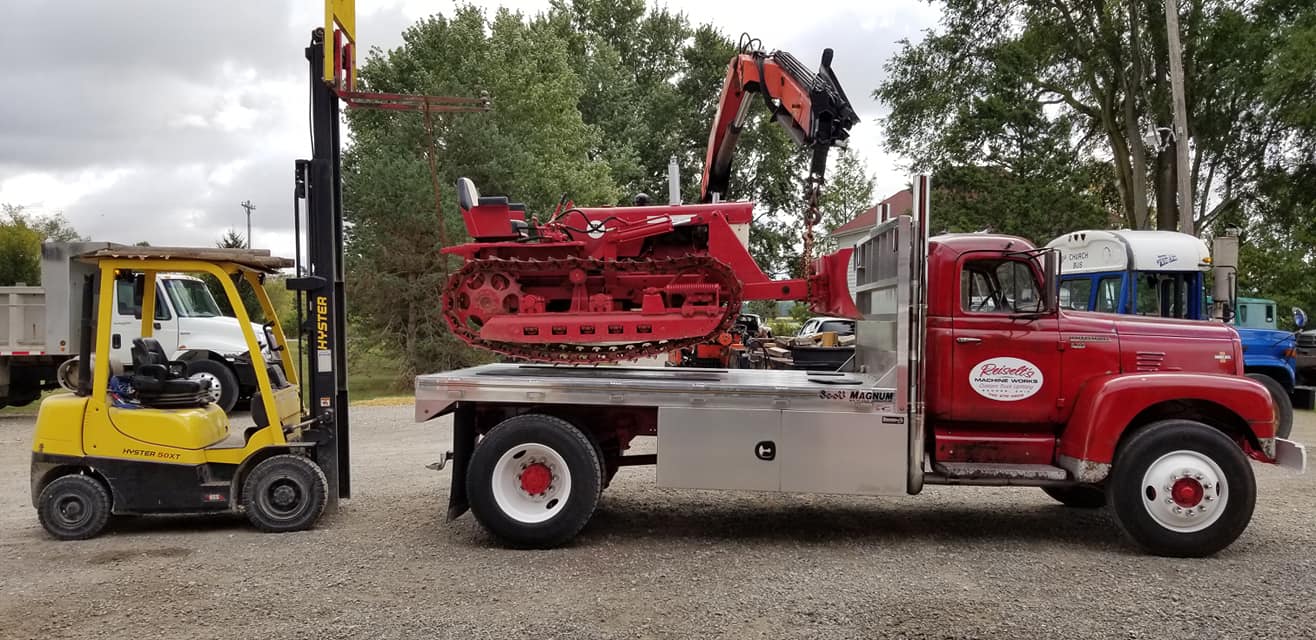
[[2, 0, 935, 260]]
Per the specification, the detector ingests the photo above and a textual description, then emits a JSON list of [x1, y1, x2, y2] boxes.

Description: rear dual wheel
[[467, 414, 601, 548]]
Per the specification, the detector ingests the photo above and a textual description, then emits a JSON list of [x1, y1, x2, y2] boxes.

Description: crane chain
[[441, 254, 744, 364]]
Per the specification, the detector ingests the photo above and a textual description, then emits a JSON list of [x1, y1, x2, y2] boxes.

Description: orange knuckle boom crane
[[440, 37, 861, 363]]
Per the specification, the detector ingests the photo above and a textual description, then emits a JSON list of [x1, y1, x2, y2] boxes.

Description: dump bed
[[1, 286, 45, 355], [1, 242, 119, 357]]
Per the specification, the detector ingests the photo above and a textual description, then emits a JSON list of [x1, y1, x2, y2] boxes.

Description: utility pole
[[1164, 0, 1193, 235], [240, 200, 256, 248]]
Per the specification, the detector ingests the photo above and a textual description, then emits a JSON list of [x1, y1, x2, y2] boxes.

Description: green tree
[[816, 148, 876, 253], [342, 4, 873, 377], [0, 204, 84, 286], [877, 0, 1311, 235], [344, 6, 615, 376]]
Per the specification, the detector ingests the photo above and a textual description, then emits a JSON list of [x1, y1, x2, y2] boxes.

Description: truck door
[[950, 256, 1061, 425], [111, 278, 179, 363]]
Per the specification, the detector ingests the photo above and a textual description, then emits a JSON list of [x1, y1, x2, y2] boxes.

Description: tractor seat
[[129, 338, 209, 408], [456, 177, 527, 213]]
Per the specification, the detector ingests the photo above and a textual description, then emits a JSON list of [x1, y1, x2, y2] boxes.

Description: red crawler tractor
[[441, 39, 861, 363]]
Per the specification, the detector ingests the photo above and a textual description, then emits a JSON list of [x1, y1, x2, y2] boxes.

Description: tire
[[1107, 420, 1256, 557], [8, 391, 40, 408], [466, 414, 601, 548], [1246, 373, 1293, 440], [37, 474, 112, 540], [1042, 485, 1106, 508], [187, 359, 239, 413], [241, 454, 328, 533]]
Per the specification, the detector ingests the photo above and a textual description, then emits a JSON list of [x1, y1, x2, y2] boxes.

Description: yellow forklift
[[30, 247, 333, 539], [28, 2, 474, 539]]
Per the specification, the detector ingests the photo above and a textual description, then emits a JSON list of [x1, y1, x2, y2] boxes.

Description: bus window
[[1059, 278, 1092, 311], [1096, 276, 1121, 313]]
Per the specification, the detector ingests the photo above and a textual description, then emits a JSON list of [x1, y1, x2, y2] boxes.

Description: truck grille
[[1298, 333, 1316, 348]]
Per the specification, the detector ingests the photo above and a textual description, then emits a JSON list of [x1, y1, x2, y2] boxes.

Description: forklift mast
[[290, 28, 351, 504]]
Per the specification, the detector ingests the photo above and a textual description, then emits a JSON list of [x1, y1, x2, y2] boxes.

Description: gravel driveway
[[2, 404, 1313, 640]]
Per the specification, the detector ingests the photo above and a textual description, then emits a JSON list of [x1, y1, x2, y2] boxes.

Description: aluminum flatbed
[[415, 364, 896, 419]]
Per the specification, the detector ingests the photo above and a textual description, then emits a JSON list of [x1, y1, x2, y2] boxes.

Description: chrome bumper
[[1276, 438, 1307, 473]]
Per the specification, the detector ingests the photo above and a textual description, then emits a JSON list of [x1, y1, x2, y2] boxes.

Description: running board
[[927, 462, 1070, 487]]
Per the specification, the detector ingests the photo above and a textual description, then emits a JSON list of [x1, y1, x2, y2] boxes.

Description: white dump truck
[[1, 242, 272, 412]]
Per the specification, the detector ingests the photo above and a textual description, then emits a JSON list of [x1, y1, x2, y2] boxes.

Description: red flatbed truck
[[416, 177, 1306, 557]]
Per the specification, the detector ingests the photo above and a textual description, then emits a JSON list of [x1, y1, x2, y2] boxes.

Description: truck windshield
[[163, 279, 223, 318], [1135, 272, 1191, 318]]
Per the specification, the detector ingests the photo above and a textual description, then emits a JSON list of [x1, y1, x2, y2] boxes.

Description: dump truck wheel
[[242, 454, 327, 533], [1108, 420, 1256, 557], [467, 414, 601, 548], [38, 474, 112, 541], [1246, 373, 1293, 439], [1041, 485, 1106, 508], [187, 359, 239, 413]]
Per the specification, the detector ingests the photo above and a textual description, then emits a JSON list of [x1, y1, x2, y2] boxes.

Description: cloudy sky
[[0, 0, 938, 259]]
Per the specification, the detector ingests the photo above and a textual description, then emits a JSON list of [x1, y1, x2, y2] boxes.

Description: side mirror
[[1043, 249, 1060, 314], [1294, 307, 1307, 330]]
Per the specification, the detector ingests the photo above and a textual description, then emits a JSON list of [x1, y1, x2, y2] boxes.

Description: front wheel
[[1246, 373, 1293, 439], [242, 454, 328, 533], [1108, 420, 1256, 557], [466, 414, 601, 548]]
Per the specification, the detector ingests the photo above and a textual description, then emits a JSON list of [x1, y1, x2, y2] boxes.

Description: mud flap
[[808, 248, 859, 318], [446, 403, 476, 520]]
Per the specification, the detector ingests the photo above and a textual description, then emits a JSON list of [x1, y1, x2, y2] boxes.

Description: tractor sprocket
[[442, 255, 743, 364]]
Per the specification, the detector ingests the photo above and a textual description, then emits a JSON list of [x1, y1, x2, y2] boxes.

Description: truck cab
[[109, 274, 268, 366], [1046, 229, 1301, 438]]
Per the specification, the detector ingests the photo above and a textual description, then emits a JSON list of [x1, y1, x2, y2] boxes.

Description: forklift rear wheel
[[187, 359, 239, 413], [37, 474, 112, 541], [467, 414, 601, 548], [1246, 373, 1293, 439], [1108, 420, 1256, 557], [1041, 485, 1106, 508], [242, 455, 328, 533]]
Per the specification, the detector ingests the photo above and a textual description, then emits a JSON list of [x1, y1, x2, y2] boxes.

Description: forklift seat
[[129, 338, 209, 408]]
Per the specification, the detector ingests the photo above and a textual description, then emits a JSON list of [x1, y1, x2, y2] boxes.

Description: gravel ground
[[2, 405, 1314, 640]]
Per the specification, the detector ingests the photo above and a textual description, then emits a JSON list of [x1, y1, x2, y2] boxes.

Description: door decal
[[969, 357, 1044, 401]]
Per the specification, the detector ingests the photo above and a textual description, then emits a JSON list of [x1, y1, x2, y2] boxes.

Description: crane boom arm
[[699, 46, 859, 203]]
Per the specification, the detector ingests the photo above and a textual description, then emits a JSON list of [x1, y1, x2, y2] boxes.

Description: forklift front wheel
[[37, 474, 112, 541], [242, 455, 328, 533]]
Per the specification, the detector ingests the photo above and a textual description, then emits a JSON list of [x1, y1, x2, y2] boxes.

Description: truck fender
[[1057, 373, 1275, 483]]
